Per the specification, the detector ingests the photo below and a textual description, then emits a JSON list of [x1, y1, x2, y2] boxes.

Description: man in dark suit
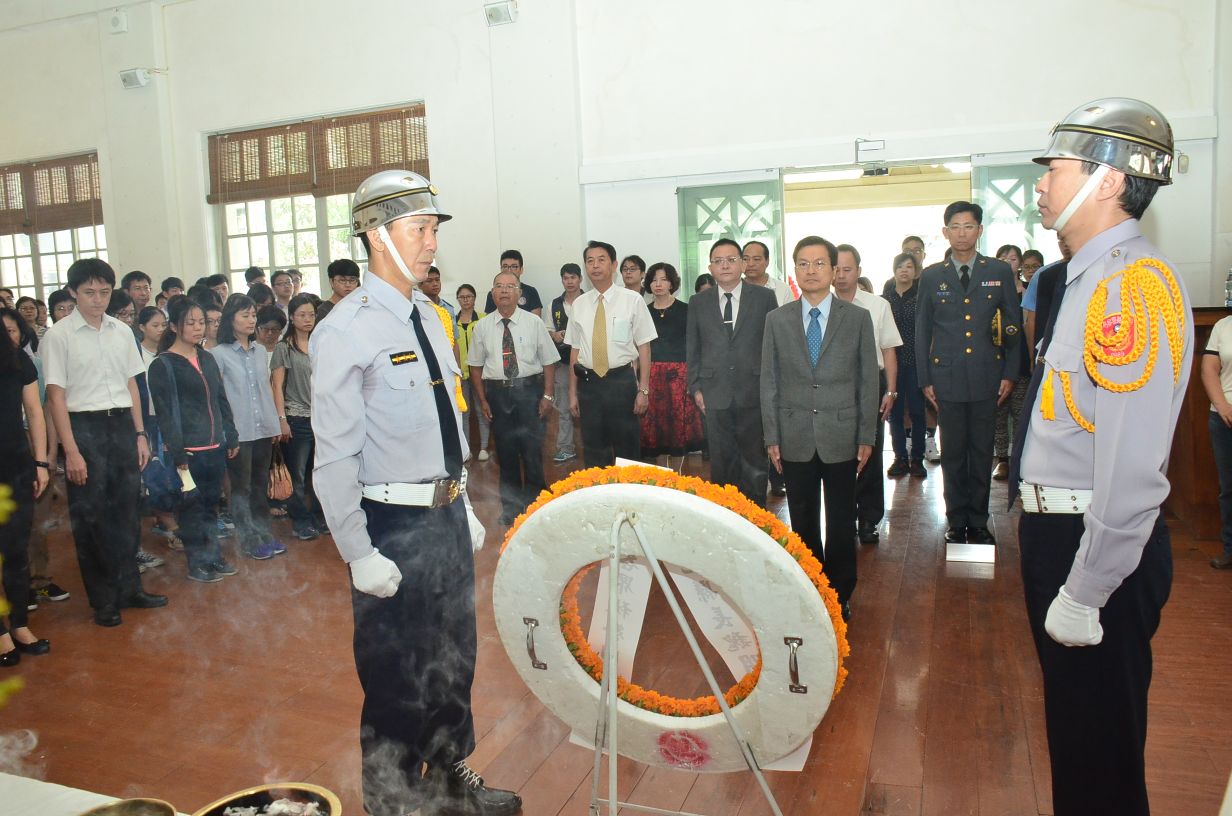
[[762, 235, 878, 621], [916, 201, 1023, 544], [687, 238, 779, 507]]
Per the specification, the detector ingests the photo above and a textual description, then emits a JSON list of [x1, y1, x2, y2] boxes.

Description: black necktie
[[501, 318, 519, 379], [959, 264, 970, 290], [1007, 262, 1069, 507], [410, 304, 463, 479], [723, 292, 734, 335]]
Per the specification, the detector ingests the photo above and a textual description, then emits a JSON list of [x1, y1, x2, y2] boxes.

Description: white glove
[[1044, 586, 1103, 646], [349, 549, 402, 598], [464, 492, 486, 552]]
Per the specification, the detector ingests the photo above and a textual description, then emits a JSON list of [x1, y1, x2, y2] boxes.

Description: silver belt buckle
[[1033, 483, 1045, 512]]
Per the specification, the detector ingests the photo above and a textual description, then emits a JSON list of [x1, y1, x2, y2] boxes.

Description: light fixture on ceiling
[[784, 168, 864, 184], [485, 0, 518, 26]]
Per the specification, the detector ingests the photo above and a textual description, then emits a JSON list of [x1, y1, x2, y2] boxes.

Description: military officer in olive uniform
[[1011, 98, 1191, 816], [915, 201, 1022, 543], [311, 170, 522, 816]]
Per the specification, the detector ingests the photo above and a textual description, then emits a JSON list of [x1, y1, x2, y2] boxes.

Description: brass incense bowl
[[191, 782, 342, 816], [78, 799, 176, 816]]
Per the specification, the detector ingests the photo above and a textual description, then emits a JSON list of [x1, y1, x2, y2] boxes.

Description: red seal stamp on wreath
[[1100, 313, 1134, 359], [657, 730, 710, 770]]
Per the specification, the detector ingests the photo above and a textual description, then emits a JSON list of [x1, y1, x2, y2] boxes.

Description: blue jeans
[[889, 365, 926, 461], [284, 415, 319, 531], [1209, 412, 1232, 555], [177, 447, 226, 571]]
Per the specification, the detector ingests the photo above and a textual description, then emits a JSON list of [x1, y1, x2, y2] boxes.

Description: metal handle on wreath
[[524, 617, 547, 670], [784, 637, 807, 694]]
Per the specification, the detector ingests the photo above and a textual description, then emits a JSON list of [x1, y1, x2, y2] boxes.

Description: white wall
[[0, 0, 1226, 304]]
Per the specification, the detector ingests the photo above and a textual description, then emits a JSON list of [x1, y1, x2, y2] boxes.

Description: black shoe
[[427, 760, 522, 816], [14, 638, 50, 655], [992, 460, 1009, 481], [1212, 553, 1232, 569], [187, 565, 222, 583], [909, 460, 927, 478], [858, 522, 879, 544], [967, 526, 996, 544], [944, 526, 967, 543], [841, 602, 852, 622], [0, 650, 18, 667], [94, 606, 122, 627], [294, 526, 321, 541], [770, 486, 787, 497], [886, 458, 909, 478], [120, 591, 169, 609], [210, 559, 239, 576]]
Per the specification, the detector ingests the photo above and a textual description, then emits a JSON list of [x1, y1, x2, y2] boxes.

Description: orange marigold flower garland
[[501, 465, 850, 717]]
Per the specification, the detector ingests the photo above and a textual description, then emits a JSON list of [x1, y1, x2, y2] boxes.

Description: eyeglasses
[[711, 256, 741, 267], [116, 309, 135, 319], [334, 276, 359, 284], [492, 283, 519, 291], [946, 223, 979, 233], [499, 264, 521, 271], [795, 260, 831, 271], [206, 318, 221, 327]]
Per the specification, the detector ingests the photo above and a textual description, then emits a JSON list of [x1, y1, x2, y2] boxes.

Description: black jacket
[[147, 350, 238, 466], [548, 293, 571, 364]]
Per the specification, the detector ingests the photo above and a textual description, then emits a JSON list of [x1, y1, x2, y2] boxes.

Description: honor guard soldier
[[311, 170, 522, 816], [915, 201, 1023, 544], [1010, 99, 1192, 816]]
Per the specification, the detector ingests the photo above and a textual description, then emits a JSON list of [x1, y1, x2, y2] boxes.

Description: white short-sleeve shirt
[[1205, 315, 1232, 411], [563, 285, 657, 369], [851, 289, 904, 370], [41, 310, 145, 412], [468, 308, 559, 380]]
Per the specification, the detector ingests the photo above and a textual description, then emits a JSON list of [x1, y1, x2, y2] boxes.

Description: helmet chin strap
[[1051, 164, 1110, 233], [376, 223, 426, 286]]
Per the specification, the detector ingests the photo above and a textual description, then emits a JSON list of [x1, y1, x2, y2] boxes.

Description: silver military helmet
[[351, 169, 452, 237], [1034, 97, 1173, 185]]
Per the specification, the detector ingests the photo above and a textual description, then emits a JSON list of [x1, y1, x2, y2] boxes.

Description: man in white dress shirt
[[468, 271, 558, 525], [565, 240, 657, 467]]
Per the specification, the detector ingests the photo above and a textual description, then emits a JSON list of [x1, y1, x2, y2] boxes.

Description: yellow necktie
[[592, 296, 609, 377]]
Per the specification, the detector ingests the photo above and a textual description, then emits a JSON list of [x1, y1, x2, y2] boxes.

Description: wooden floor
[[3, 447, 1231, 816]]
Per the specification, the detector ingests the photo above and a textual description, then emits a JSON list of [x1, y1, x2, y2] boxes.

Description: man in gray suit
[[762, 236, 878, 620], [916, 201, 1023, 544], [687, 238, 779, 507]]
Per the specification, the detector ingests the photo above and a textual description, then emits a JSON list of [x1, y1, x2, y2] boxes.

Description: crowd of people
[[0, 205, 1059, 656]]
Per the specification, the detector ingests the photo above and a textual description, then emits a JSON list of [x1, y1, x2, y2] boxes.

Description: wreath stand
[[586, 511, 785, 816]]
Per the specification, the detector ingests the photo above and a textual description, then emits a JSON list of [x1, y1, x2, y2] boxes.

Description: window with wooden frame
[[0, 151, 107, 303], [208, 103, 429, 294]]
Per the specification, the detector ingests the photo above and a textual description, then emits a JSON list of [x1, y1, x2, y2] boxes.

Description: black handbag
[[141, 357, 185, 511]]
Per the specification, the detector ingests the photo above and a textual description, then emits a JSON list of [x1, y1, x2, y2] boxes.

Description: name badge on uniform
[[981, 280, 1001, 287], [390, 350, 419, 365]]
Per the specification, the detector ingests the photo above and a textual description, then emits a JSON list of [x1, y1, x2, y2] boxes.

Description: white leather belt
[[1020, 482, 1092, 514], [362, 471, 466, 508]]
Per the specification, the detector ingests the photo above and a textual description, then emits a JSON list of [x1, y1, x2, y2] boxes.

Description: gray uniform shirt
[[310, 274, 469, 563], [1020, 218, 1193, 608]]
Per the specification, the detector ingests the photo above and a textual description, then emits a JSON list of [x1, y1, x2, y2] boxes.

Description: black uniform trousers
[[854, 371, 887, 527], [487, 376, 547, 521], [353, 498, 477, 816], [0, 455, 35, 635], [65, 411, 143, 611], [781, 455, 858, 605], [1019, 512, 1171, 816], [937, 396, 997, 528], [706, 403, 769, 509], [576, 364, 640, 467]]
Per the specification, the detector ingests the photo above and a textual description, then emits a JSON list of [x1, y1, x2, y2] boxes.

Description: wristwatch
[[639, 387, 649, 396], [34, 460, 50, 469], [887, 392, 899, 398], [136, 431, 148, 438], [542, 394, 554, 401]]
